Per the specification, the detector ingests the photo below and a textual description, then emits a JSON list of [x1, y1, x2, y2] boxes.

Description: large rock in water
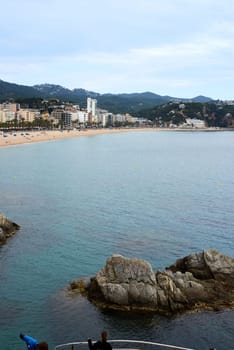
[[0, 214, 20, 244], [71, 250, 234, 315]]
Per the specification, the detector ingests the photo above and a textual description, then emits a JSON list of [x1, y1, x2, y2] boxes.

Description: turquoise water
[[0, 131, 233, 350]]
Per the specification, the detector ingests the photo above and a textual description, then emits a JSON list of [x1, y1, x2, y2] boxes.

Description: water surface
[[0, 131, 233, 350]]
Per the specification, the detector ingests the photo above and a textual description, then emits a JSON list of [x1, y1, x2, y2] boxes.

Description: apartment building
[[87, 97, 97, 116], [77, 110, 88, 124], [0, 102, 20, 113], [0, 110, 16, 123], [18, 109, 40, 123], [50, 109, 72, 128]]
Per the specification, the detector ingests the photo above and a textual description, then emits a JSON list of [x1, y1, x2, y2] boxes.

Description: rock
[[169, 249, 234, 282], [0, 214, 20, 244], [204, 249, 234, 281], [70, 249, 234, 315], [169, 251, 212, 279], [91, 255, 157, 308], [0, 228, 5, 241]]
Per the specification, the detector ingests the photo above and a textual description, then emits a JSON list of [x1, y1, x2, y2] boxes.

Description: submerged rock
[[70, 249, 234, 315], [0, 214, 20, 244]]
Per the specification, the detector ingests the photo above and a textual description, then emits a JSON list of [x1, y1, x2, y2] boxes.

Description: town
[[0, 98, 147, 130], [1, 97, 234, 131]]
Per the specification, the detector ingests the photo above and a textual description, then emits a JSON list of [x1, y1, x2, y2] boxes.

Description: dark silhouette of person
[[37, 342, 49, 350], [88, 331, 112, 350]]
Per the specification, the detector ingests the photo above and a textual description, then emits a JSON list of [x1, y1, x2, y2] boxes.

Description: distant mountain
[[191, 95, 212, 103], [162, 94, 213, 103], [0, 79, 41, 100], [0, 79, 213, 113], [72, 88, 99, 98], [98, 92, 169, 113], [33, 84, 100, 100]]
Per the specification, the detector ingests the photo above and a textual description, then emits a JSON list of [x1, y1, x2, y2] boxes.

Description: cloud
[[1, 25, 234, 96], [1, 1, 234, 98], [50, 30, 234, 77], [132, 38, 234, 59]]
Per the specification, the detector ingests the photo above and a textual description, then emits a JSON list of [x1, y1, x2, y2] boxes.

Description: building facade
[[87, 97, 97, 115]]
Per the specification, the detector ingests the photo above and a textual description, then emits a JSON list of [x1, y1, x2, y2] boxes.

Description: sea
[[0, 130, 233, 350]]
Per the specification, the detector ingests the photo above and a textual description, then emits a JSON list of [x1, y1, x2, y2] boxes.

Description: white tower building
[[87, 97, 97, 116]]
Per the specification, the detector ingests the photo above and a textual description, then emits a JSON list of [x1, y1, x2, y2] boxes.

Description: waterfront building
[[87, 97, 97, 116], [41, 111, 50, 120], [184, 118, 206, 128], [61, 112, 72, 128], [51, 109, 63, 121], [50, 109, 72, 128], [0, 102, 20, 113], [77, 110, 88, 125], [64, 108, 79, 122], [18, 109, 40, 123], [0, 110, 16, 123], [0, 102, 20, 123]]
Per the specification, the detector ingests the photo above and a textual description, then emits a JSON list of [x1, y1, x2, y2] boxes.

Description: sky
[[1, 0, 234, 99]]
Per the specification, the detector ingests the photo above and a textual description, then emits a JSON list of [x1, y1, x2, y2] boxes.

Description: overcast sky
[[1, 0, 234, 99]]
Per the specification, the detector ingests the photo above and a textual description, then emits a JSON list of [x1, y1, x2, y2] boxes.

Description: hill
[[0, 79, 213, 114], [0, 79, 41, 100], [134, 101, 234, 128]]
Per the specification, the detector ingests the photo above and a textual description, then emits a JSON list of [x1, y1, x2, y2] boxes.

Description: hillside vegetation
[[133, 102, 234, 128], [0, 79, 212, 113]]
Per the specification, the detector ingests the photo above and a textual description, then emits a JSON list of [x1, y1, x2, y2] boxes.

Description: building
[[0, 102, 20, 113], [184, 118, 206, 128], [51, 109, 63, 121], [18, 109, 40, 123], [77, 110, 88, 124], [66, 110, 79, 122], [0, 102, 20, 123], [50, 109, 72, 128], [61, 112, 72, 128], [87, 97, 97, 115], [0, 110, 16, 123]]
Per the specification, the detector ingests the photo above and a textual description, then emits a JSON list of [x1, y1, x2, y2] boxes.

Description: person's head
[[37, 341, 49, 350], [101, 331, 108, 342]]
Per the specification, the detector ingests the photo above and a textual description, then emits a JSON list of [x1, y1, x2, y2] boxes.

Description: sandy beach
[[0, 128, 160, 148], [0, 127, 229, 148]]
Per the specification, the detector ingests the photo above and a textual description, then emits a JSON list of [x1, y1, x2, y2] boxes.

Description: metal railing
[[55, 339, 197, 350]]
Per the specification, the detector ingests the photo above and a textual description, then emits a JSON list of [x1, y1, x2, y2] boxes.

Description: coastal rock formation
[[70, 249, 234, 315], [0, 214, 20, 244]]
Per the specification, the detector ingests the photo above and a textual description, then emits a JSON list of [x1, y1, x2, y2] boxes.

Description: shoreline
[[0, 127, 232, 148], [0, 128, 156, 148]]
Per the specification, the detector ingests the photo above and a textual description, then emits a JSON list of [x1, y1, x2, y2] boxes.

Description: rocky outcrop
[[169, 249, 234, 282], [0, 214, 20, 244], [70, 249, 234, 315]]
